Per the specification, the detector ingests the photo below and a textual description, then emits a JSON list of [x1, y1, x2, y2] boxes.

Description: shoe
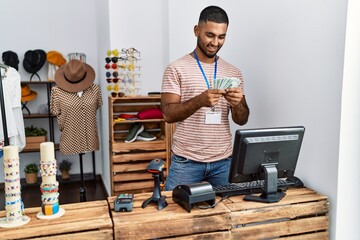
[[136, 131, 156, 141], [125, 123, 144, 143]]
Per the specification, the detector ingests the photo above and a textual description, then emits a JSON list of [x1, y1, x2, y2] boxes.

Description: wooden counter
[[108, 187, 329, 240], [0, 200, 113, 239], [1, 187, 329, 239], [108, 191, 232, 239], [223, 187, 329, 240]]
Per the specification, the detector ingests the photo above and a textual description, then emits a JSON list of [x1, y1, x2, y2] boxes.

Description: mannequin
[[50, 59, 102, 201]]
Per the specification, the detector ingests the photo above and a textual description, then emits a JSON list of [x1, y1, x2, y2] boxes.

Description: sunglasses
[[105, 57, 117, 63], [105, 56, 128, 64], [121, 48, 141, 57], [106, 84, 119, 92], [105, 63, 118, 70], [118, 63, 141, 71], [107, 49, 119, 57], [106, 71, 119, 78], [111, 92, 125, 98], [107, 78, 121, 83]]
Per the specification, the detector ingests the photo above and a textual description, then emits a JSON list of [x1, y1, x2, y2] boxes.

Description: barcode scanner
[[141, 158, 168, 210]]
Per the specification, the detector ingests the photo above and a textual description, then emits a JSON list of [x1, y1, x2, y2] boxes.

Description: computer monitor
[[229, 126, 305, 203]]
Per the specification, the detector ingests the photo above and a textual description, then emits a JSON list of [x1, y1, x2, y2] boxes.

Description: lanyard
[[193, 51, 217, 89]]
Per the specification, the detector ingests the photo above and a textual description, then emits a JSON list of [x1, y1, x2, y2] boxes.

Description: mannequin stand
[[141, 174, 167, 210], [79, 153, 87, 202]]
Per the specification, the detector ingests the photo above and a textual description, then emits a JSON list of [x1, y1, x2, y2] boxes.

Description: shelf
[[22, 143, 60, 153], [112, 118, 164, 124], [21, 80, 56, 85], [23, 114, 55, 119], [108, 96, 173, 195]]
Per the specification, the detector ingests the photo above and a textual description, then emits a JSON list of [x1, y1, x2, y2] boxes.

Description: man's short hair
[[199, 6, 229, 26]]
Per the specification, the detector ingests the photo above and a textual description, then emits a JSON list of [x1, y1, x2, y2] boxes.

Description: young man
[[161, 5, 250, 190]]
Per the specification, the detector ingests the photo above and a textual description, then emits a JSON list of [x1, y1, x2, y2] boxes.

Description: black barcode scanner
[[141, 159, 168, 210]]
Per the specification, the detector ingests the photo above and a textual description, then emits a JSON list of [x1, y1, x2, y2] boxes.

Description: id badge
[[205, 111, 221, 124]]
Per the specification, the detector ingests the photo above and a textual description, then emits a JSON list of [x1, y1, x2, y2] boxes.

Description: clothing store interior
[[0, 1, 359, 239]]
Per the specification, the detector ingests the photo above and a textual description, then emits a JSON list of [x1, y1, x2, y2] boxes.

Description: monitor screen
[[229, 126, 305, 202]]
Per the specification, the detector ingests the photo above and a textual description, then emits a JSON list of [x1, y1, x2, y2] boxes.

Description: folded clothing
[[136, 108, 163, 120], [119, 113, 138, 119]]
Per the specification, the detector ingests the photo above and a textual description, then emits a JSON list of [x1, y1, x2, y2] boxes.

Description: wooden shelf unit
[[108, 96, 173, 196], [21, 81, 56, 152]]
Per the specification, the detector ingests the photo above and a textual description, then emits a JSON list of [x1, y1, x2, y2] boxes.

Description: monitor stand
[[244, 164, 285, 203]]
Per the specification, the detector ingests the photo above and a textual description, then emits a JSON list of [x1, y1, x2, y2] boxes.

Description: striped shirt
[[161, 54, 244, 162]]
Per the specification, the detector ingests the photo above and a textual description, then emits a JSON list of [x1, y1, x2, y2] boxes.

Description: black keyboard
[[213, 176, 304, 197]]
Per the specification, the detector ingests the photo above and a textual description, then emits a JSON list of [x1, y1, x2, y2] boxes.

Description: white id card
[[205, 111, 221, 124]]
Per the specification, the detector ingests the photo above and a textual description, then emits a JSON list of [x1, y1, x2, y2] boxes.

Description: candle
[[39, 142, 59, 215], [3, 146, 23, 223]]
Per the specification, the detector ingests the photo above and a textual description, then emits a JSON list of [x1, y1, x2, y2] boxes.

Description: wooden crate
[[223, 187, 329, 240], [0, 200, 113, 239], [24, 136, 47, 151], [109, 96, 173, 195], [108, 191, 232, 239]]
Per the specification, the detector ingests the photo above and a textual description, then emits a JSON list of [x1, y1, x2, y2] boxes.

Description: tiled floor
[[0, 174, 108, 211]]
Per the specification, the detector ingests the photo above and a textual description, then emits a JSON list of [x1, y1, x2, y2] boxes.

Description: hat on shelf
[[2, 51, 19, 70], [55, 59, 95, 93], [47, 51, 66, 67], [23, 49, 47, 74], [21, 84, 37, 102]]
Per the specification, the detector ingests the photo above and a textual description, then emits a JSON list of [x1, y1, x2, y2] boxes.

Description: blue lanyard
[[193, 51, 217, 89]]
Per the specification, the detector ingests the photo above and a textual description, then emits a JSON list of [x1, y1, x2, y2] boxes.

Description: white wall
[[0, 0, 103, 180], [167, 2, 347, 238], [336, 0, 360, 238], [0, 0, 357, 239]]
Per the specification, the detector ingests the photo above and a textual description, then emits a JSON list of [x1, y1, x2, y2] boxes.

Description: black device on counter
[[114, 193, 134, 212], [229, 126, 305, 203], [141, 158, 168, 210], [172, 181, 215, 213]]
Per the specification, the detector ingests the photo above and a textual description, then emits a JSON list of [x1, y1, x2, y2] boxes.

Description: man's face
[[195, 21, 228, 59]]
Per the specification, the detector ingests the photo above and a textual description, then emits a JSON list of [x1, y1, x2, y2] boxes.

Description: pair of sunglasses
[[118, 63, 141, 71], [105, 56, 128, 63], [107, 84, 119, 92], [111, 92, 125, 98], [106, 71, 119, 78], [107, 78, 120, 83], [105, 63, 118, 70], [107, 49, 119, 57], [105, 57, 117, 63], [121, 48, 140, 57]]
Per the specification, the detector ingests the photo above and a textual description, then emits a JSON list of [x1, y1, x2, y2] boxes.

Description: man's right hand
[[200, 89, 226, 108]]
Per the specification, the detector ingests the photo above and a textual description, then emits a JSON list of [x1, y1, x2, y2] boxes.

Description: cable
[[196, 195, 229, 210]]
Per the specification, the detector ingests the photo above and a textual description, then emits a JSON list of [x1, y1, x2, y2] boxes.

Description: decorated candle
[[39, 142, 59, 215]]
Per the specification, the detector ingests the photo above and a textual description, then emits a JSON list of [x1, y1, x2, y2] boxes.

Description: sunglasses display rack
[[105, 48, 141, 97]]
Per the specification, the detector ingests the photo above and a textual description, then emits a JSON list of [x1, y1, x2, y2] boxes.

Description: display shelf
[[21, 143, 60, 153], [23, 114, 56, 119], [21, 80, 56, 144], [108, 96, 174, 195]]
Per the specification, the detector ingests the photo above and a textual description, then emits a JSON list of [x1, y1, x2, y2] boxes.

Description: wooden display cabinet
[[108, 96, 173, 196]]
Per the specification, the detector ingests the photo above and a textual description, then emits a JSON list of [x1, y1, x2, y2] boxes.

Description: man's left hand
[[223, 87, 243, 106]]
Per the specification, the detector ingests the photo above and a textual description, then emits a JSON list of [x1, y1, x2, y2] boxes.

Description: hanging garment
[[50, 83, 102, 155], [0, 67, 25, 151]]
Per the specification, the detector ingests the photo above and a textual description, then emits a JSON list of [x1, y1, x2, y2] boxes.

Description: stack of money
[[213, 77, 240, 89]]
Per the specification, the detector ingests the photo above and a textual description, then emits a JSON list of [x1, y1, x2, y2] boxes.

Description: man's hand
[[200, 89, 226, 107], [223, 87, 243, 106]]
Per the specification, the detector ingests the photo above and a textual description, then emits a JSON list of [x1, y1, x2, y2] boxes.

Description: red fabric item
[[118, 114, 138, 119], [136, 108, 163, 119]]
